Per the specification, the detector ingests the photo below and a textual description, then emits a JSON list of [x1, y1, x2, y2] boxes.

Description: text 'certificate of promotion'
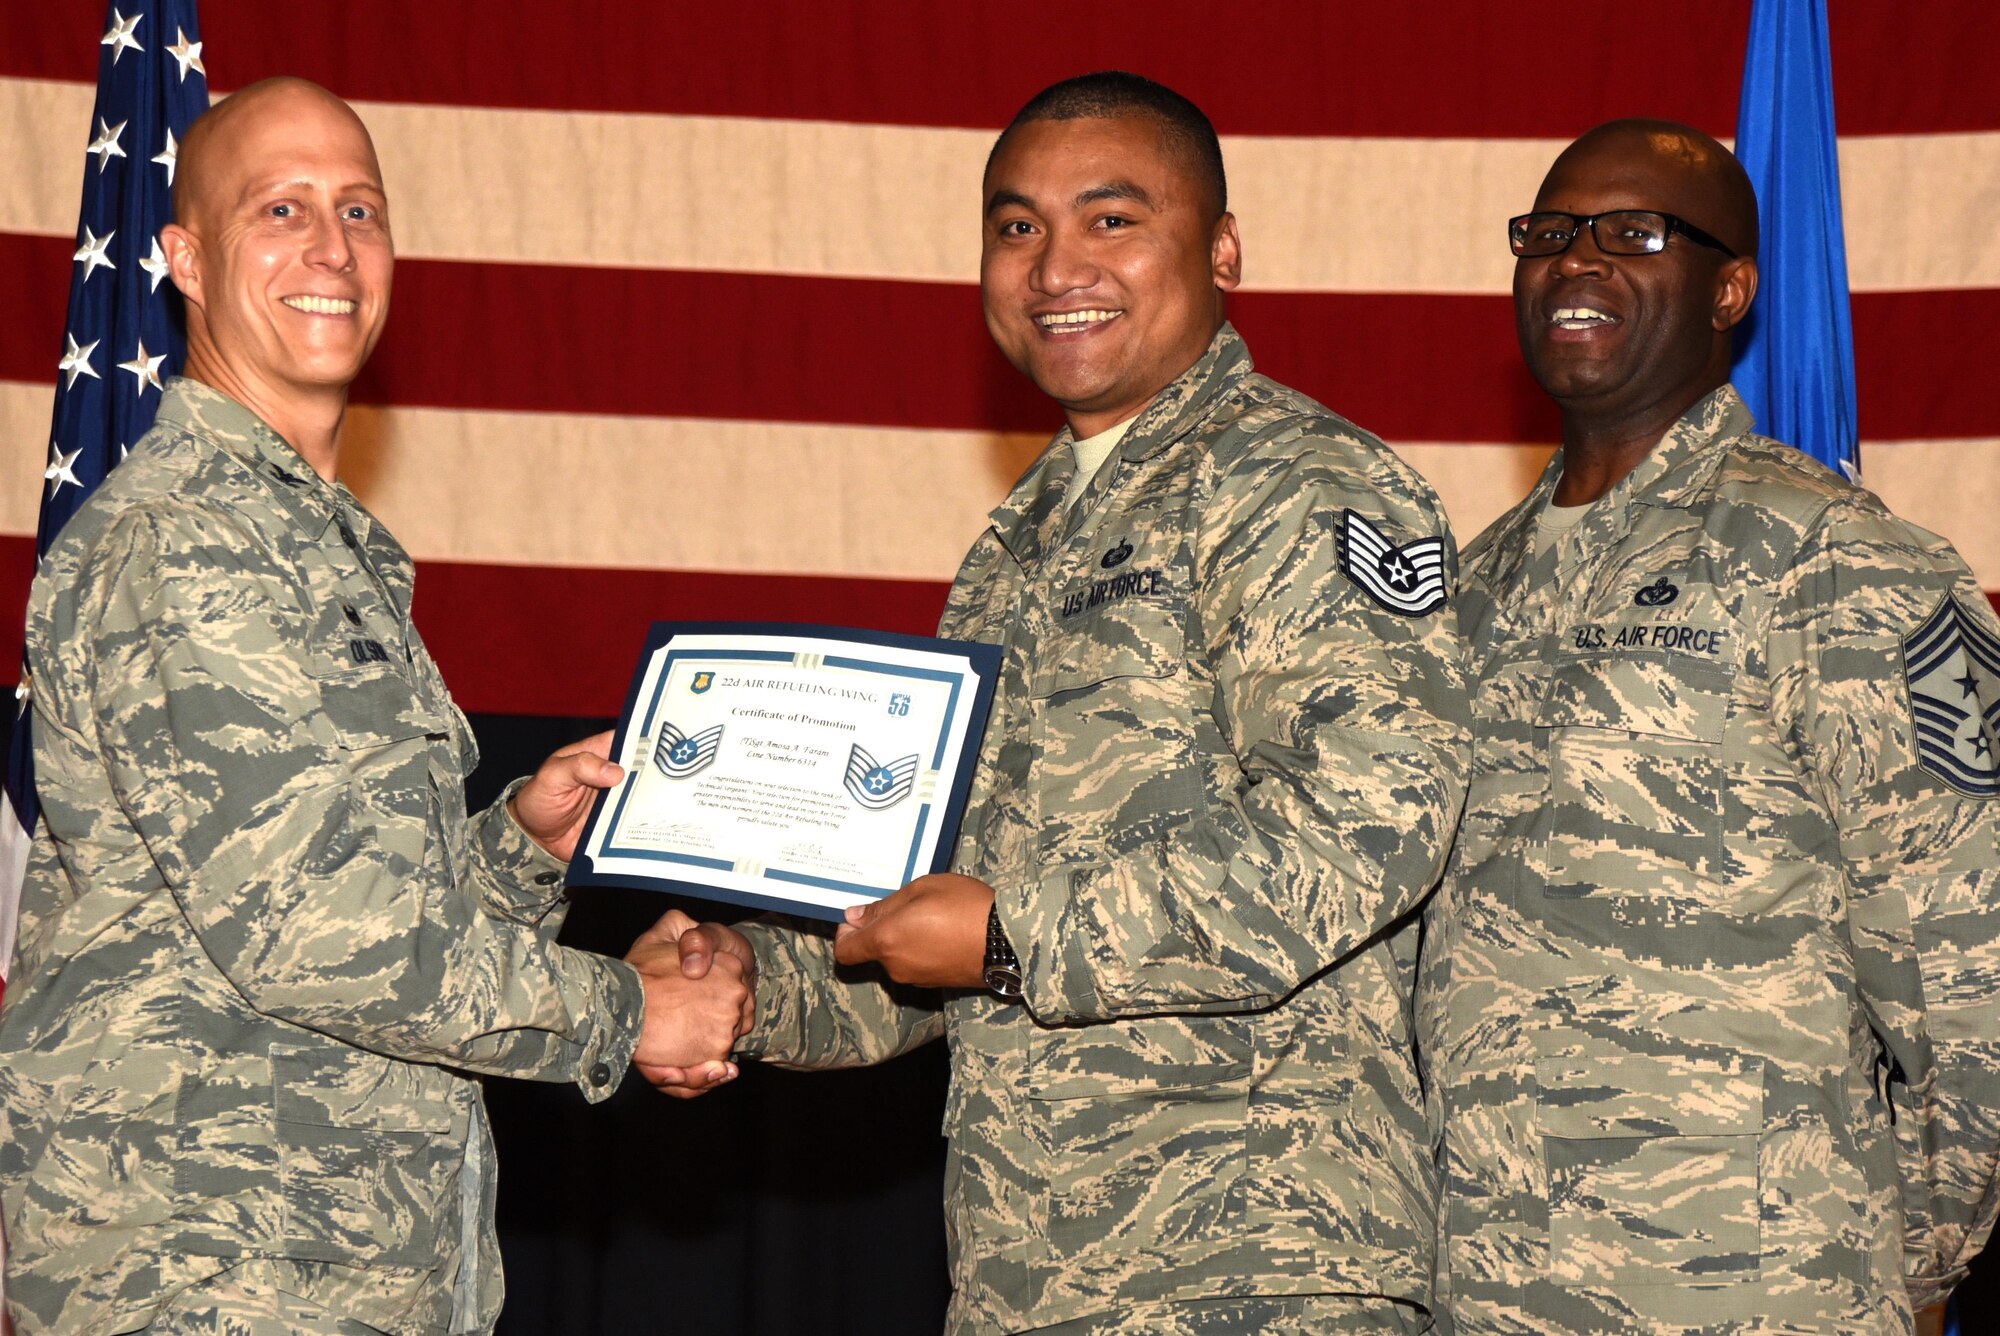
[[567, 623, 1001, 922]]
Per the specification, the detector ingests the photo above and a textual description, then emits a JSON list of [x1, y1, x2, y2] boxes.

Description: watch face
[[984, 965, 1023, 999]]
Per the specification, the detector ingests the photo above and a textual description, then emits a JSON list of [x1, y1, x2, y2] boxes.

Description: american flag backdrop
[[2, 0, 207, 1009], [0, 3, 208, 1317], [4, 2, 1997, 729]]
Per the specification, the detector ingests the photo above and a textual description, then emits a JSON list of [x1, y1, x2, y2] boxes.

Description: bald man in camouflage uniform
[[661, 73, 1470, 1333], [1420, 120, 2000, 1334], [0, 80, 746, 1334]]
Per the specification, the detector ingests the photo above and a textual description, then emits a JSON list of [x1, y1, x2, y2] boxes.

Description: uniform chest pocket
[[270, 1042, 468, 1269], [1032, 598, 1187, 699], [1029, 601, 1202, 858], [312, 661, 449, 753], [310, 663, 451, 868], [1537, 1054, 1763, 1288], [1533, 655, 1731, 905]]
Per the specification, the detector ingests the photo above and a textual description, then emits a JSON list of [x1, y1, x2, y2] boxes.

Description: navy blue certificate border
[[567, 621, 1001, 923]]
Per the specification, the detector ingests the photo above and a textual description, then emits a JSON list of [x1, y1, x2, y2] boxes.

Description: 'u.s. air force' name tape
[[1337, 509, 1448, 616]]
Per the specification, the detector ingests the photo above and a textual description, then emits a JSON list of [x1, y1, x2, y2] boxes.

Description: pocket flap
[[311, 663, 449, 750], [1028, 1012, 1252, 1101], [1536, 655, 1731, 742], [1033, 603, 1185, 699], [273, 1043, 464, 1134], [1536, 1054, 1762, 1138]]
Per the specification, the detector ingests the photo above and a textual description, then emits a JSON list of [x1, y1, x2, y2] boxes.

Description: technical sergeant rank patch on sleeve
[[1337, 508, 1448, 617]]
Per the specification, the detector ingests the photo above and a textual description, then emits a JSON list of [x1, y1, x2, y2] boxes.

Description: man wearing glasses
[[1418, 119, 2000, 1332]]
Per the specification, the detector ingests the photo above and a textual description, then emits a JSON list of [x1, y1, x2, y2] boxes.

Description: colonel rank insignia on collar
[[1337, 509, 1448, 616], [1904, 594, 2000, 797]]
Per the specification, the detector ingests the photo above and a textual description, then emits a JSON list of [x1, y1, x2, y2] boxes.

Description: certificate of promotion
[[567, 623, 1001, 922]]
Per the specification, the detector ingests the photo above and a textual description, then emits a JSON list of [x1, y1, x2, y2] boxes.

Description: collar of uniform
[[1537, 380, 1751, 525], [1115, 321, 1252, 463], [1546, 383, 1742, 582], [983, 322, 1250, 564], [1473, 384, 1749, 608], [1468, 452, 1562, 607], [157, 376, 362, 543], [1625, 382, 1752, 511], [985, 429, 1077, 567]]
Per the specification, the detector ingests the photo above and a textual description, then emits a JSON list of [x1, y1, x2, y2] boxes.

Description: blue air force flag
[[1336, 509, 1448, 616], [1732, 0, 1860, 478], [1904, 596, 2000, 798], [844, 744, 919, 810], [654, 722, 724, 779]]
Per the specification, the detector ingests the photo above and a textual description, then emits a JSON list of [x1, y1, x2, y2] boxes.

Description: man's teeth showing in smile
[[1550, 306, 1618, 330], [282, 296, 356, 316], [1036, 309, 1122, 333]]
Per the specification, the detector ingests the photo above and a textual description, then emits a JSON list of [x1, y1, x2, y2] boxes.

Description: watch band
[[984, 902, 1023, 1000]]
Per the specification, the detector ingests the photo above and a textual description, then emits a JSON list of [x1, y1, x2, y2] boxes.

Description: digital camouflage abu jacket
[[741, 326, 1472, 1333], [1421, 386, 2000, 1334], [0, 379, 644, 1335]]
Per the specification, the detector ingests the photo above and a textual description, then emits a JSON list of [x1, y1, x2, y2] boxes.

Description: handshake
[[622, 910, 761, 1098], [616, 873, 1001, 1097]]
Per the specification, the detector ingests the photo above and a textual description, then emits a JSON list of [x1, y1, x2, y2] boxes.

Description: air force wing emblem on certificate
[[844, 744, 919, 810], [1337, 509, 1448, 616], [1904, 595, 2000, 797], [655, 721, 725, 779]]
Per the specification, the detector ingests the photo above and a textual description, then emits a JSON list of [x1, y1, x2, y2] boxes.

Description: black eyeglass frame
[[1508, 209, 1740, 260]]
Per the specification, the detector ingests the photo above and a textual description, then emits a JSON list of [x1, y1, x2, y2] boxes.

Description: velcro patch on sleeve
[[1337, 508, 1449, 617], [1903, 593, 2000, 798]]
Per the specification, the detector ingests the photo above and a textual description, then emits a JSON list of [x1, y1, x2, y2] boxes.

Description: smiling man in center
[[660, 71, 1471, 1332]]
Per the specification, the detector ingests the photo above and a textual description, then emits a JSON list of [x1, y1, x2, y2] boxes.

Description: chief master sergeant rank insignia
[[1904, 592, 2000, 797]]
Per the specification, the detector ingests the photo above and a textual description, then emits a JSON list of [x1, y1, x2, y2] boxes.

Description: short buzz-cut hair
[[986, 71, 1228, 219]]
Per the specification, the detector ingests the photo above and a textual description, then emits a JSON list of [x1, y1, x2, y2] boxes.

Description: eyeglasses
[[1508, 210, 1739, 259]]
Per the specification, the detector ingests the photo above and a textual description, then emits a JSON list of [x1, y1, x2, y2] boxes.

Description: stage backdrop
[[3, 3, 1996, 1331]]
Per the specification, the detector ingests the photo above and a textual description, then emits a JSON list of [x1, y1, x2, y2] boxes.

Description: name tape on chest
[[1060, 565, 1169, 619], [1337, 509, 1448, 616]]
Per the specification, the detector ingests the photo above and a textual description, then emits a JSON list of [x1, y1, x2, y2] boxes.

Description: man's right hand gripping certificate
[[566, 623, 1001, 922]]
